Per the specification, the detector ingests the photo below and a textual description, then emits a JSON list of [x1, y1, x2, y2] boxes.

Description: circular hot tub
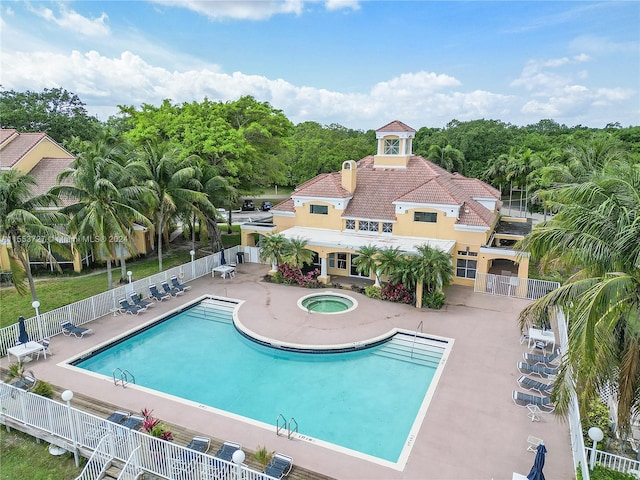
[[298, 292, 358, 314]]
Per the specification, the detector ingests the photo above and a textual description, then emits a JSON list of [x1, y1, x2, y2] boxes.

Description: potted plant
[[254, 445, 275, 471]]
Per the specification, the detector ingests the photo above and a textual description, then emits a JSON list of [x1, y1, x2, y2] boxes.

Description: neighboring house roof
[[0, 130, 50, 168], [280, 155, 501, 228], [29, 157, 75, 206]]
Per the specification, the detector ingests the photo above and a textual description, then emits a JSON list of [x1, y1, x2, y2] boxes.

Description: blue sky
[[1, 1, 638, 130]]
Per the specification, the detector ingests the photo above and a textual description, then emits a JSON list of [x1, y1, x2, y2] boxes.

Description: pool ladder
[[112, 368, 135, 388], [276, 414, 298, 440]]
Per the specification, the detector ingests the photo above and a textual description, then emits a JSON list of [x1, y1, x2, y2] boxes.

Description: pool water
[[74, 300, 445, 463], [302, 297, 350, 312]]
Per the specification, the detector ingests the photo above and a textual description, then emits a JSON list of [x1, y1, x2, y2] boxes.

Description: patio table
[[7, 341, 46, 363], [212, 265, 236, 279], [528, 327, 556, 350]]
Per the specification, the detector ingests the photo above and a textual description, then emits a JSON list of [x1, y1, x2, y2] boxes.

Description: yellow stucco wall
[[11, 140, 71, 174], [289, 202, 343, 230], [0, 244, 10, 271]]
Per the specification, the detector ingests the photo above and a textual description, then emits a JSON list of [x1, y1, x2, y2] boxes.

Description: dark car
[[261, 201, 273, 211], [241, 199, 255, 211]]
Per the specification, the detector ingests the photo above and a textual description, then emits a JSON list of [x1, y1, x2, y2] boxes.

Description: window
[[337, 253, 347, 270], [456, 250, 478, 257], [382, 222, 393, 233], [384, 138, 400, 155], [414, 212, 437, 223], [358, 220, 379, 232], [328, 253, 335, 268], [345, 220, 355, 230], [310, 204, 328, 215], [456, 258, 477, 279]]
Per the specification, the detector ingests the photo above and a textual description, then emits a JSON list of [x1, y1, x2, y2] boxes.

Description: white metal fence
[[0, 383, 277, 480], [587, 448, 640, 475], [0, 247, 240, 358], [474, 273, 560, 300]]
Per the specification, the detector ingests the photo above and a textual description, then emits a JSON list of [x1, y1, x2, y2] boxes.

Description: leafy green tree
[[283, 237, 313, 272], [0, 170, 69, 300], [517, 159, 640, 437], [353, 245, 381, 286], [426, 144, 465, 173], [136, 141, 212, 272], [377, 247, 404, 281], [0, 88, 101, 144], [258, 233, 289, 271], [53, 134, 150, 290]]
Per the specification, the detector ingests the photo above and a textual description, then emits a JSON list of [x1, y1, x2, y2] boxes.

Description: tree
[[258, 234, 289, 272], [53, 135, 151, 290], [0, 170, 69, 300], [376, 247, 404, 281], [0, 88, 101, 144], [136, 141, 212, 272], [517, 159, 640, 437], [353, 245, 381, 286], [426, 144, 465, 173], [283, 237, 313, 272]]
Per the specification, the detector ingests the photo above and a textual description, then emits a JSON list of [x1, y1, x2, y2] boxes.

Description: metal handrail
[[287, 417, 298, 440], [276, 414, 287, 437], [410, 321, 424, 359], [113, 368, 135, 388]]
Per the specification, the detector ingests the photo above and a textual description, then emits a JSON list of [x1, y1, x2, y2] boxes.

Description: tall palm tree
[[353, 245, 381, 286], [517, 159, 640, 437], [137, 141, 212, 272], [377, 247, 404, 282], [426, 144, 465, 173], [258, 233, 289, 272], [0, 170, 68, 300], [53, 135, 151, 290], [283, 237, 313, 272]]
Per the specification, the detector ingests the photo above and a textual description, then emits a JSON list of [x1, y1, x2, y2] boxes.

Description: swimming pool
[[73, 298, 450, 466]]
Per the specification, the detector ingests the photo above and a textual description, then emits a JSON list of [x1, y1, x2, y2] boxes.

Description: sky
[[1, 1, 639, 131]]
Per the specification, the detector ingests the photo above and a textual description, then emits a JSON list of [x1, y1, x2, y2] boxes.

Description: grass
[[0, 428, 83, 480]]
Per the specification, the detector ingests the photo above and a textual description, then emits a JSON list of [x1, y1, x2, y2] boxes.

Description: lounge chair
[[214, 441, 242, 461], [264, 453, 293, 479], [517, 362, 557, 379], [517, 375, 553, 396], [171, 275, 191, 292], [172, 435, 212, 477], [512, 390, 555, 412], [61, 321, 93, 338], [150, 284, 171, 302], [161, 281, 184, 297], [119, 298, 147, 315], [130, 292, 154, 309], [106, 410, 130, 424], [527, 435, 544, 452], [121, 414, 144, 430], [523, 348, 560, 366], [186, 436, 210, 453], [11, 374, 36, 391]]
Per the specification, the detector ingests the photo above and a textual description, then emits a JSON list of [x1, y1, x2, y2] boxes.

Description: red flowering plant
[[380, 282, 414, 305], [277, 264, 320, 287], [141, 408, 174, 442]]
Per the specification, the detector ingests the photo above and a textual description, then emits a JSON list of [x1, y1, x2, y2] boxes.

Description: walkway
[[3, 263, 575, 479]]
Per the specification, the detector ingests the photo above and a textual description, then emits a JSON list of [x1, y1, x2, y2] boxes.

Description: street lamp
[[588, 426, 604, 470], [127, 270, 132, 284], [61, 390, 79, 467], [232, 448, 245, 480], [189, 250, 195, 278], [32, 300, 44, 342]]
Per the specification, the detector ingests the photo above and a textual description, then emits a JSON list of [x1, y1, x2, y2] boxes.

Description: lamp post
[[189, 250, 195, 278], [61, 390, 79, 467], [31, 300, 44, 342], [588, 426, 604, 470], [127, 270, 132, 284], [232, 448, 245, 480]]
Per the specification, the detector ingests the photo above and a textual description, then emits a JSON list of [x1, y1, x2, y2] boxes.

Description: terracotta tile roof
[[288, 155, 500, 228], [273, 197, 294, 212], [0, 129, 18, 147], [29, 157, 75, 206], [0, 130, 49, 168], [376, 120, 416, 133]]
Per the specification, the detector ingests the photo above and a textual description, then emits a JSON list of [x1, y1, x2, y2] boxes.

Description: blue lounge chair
[[186, 436, 210, 453], [119, 298, 147, 315], [121, 414, 144, 430], [60, 321, 93, 338], [11, 374, 36, 391], [130, 292, 154, 309], [517, 375, 553, 396], [171, 275, 191, 292], [214, 441, 242, 461], [150, 284, 170, 302], [523, 348, 560, 366], [106, 410, 130, 424], [512, 390, 555, 412], [517, 362, 557, 379], [264, 453, 293, 479], [161, 281, 184, 297]]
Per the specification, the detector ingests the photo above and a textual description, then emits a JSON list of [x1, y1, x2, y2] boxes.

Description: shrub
[[582, 399, 611, 448], [423, 290, 446, 309], [31, 380, 53, 398], [275, 264, 320, 288], [380, 283, 414, 304], [364, 285, 382, 299], [140, 408, 173, 442], [254, 445, 275, 470]]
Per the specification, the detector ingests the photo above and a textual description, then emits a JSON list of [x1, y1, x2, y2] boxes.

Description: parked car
[[261, 201, 273, 211], [241, 199, 255, 211]]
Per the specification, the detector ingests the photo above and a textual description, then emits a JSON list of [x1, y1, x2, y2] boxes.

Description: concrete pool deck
[[4, 262, 575, 479]]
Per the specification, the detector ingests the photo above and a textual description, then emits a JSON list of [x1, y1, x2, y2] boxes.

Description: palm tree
[[353, 245, 381, 286], [377, 247, 404, 282], [517, 159, 640, 437], [53, 135, 151, 290], [0, 170, 68, 300], [258, 233, 289, 272], [137, 141, 212, 272], [426, 144, 465, 173], [283, 237, 313, 272]]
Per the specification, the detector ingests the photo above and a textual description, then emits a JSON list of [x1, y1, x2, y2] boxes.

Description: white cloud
[[27, 4, 110, 36], [570, 35, 638, 55], [324, 0, 360, 12], [149, 0, 305, 20]]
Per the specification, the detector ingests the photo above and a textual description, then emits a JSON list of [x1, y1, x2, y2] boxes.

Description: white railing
[[588, 448, 640, 474], [118, 445, 142, 480], [74, 434, 112, 480], [0, 382, 278, 480], [474, 272, 560, 300], [0, 247, 240, 357]]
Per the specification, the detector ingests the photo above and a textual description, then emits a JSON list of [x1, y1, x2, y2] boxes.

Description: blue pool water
[[74, 300, 444, 463]]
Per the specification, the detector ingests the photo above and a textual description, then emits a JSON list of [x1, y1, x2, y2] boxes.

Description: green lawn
[[0, 428, 83, 480]]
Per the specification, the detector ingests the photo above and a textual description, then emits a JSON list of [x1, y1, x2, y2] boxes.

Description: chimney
[[341, 160, 357, 193]]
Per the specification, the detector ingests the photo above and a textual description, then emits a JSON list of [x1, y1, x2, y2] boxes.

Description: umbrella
[[220, 249, 226, 265], [18, 316, 29, 345], [527, 443, 547, 480]]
